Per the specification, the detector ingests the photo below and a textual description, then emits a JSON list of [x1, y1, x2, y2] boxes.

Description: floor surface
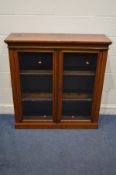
[[0, 115, 116, 175]]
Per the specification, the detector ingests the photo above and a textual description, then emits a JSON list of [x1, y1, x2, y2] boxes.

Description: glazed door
[[17, 50, 57, 122], [58, 50, 98, 122]]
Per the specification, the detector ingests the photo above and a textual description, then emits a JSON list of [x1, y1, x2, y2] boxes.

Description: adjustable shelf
[[20, 70, 52, 75], [63, 92, 92, 101], [61, 115, 91, 121], [63, 70, 95, 76], [63, 92, 92, 99], [22, 92, 52, 101], [23, 115, 52, 121], [5, 33, 112, 129]]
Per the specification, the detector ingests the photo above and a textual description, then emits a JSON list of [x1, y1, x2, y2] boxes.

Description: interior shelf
[[63, 92, 92, 101], [63, 70, 95, 76], [23, 115, 52, 120], [22, 92, 52, 101], [22, 92, 92, 101], [62, 115, 91, 120], [20, 70, 52, 75]]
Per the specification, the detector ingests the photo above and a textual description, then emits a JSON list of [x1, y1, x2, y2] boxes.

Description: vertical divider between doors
[[53, 50, 59, 122], [57, 50, 63, 122]]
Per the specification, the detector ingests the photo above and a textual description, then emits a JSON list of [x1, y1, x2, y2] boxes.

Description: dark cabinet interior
[[19, 51, 53, 121], [19, 51, 97, 122], [19, 52, 53, 70], [63, 53, 97, 70]]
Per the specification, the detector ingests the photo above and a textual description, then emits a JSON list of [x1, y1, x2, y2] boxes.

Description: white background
[[0, 0, 116, 114]]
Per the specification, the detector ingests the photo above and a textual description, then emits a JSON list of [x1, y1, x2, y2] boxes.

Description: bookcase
[[5, 33, 112, 128]]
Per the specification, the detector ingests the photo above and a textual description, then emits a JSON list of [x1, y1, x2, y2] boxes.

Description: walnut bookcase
[[5, 33, 112, 129]]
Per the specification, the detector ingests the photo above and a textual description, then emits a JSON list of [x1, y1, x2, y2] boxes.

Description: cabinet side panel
[[91, 50, 108, 122], [8, 49, 22, 122]]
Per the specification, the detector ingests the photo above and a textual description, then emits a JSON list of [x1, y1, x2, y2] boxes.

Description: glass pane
[[18, 52, 53, 121], [64, 53, 97, 70], [62, 100, 92, 120], [62, 52, 97, 120], [19, 52, 52, 70]]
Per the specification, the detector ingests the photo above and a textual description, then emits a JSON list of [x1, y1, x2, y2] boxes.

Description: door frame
[[57, 49, 102, 123], [10, 48, 58, 123]]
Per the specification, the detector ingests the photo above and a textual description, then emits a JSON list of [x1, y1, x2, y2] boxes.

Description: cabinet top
[[5, 33, 112, 45]]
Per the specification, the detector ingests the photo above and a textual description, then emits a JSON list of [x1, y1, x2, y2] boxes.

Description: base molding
[[0, 104, 14, 114], [15, 121, 98, 129], [100, 104, 116, 115]]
